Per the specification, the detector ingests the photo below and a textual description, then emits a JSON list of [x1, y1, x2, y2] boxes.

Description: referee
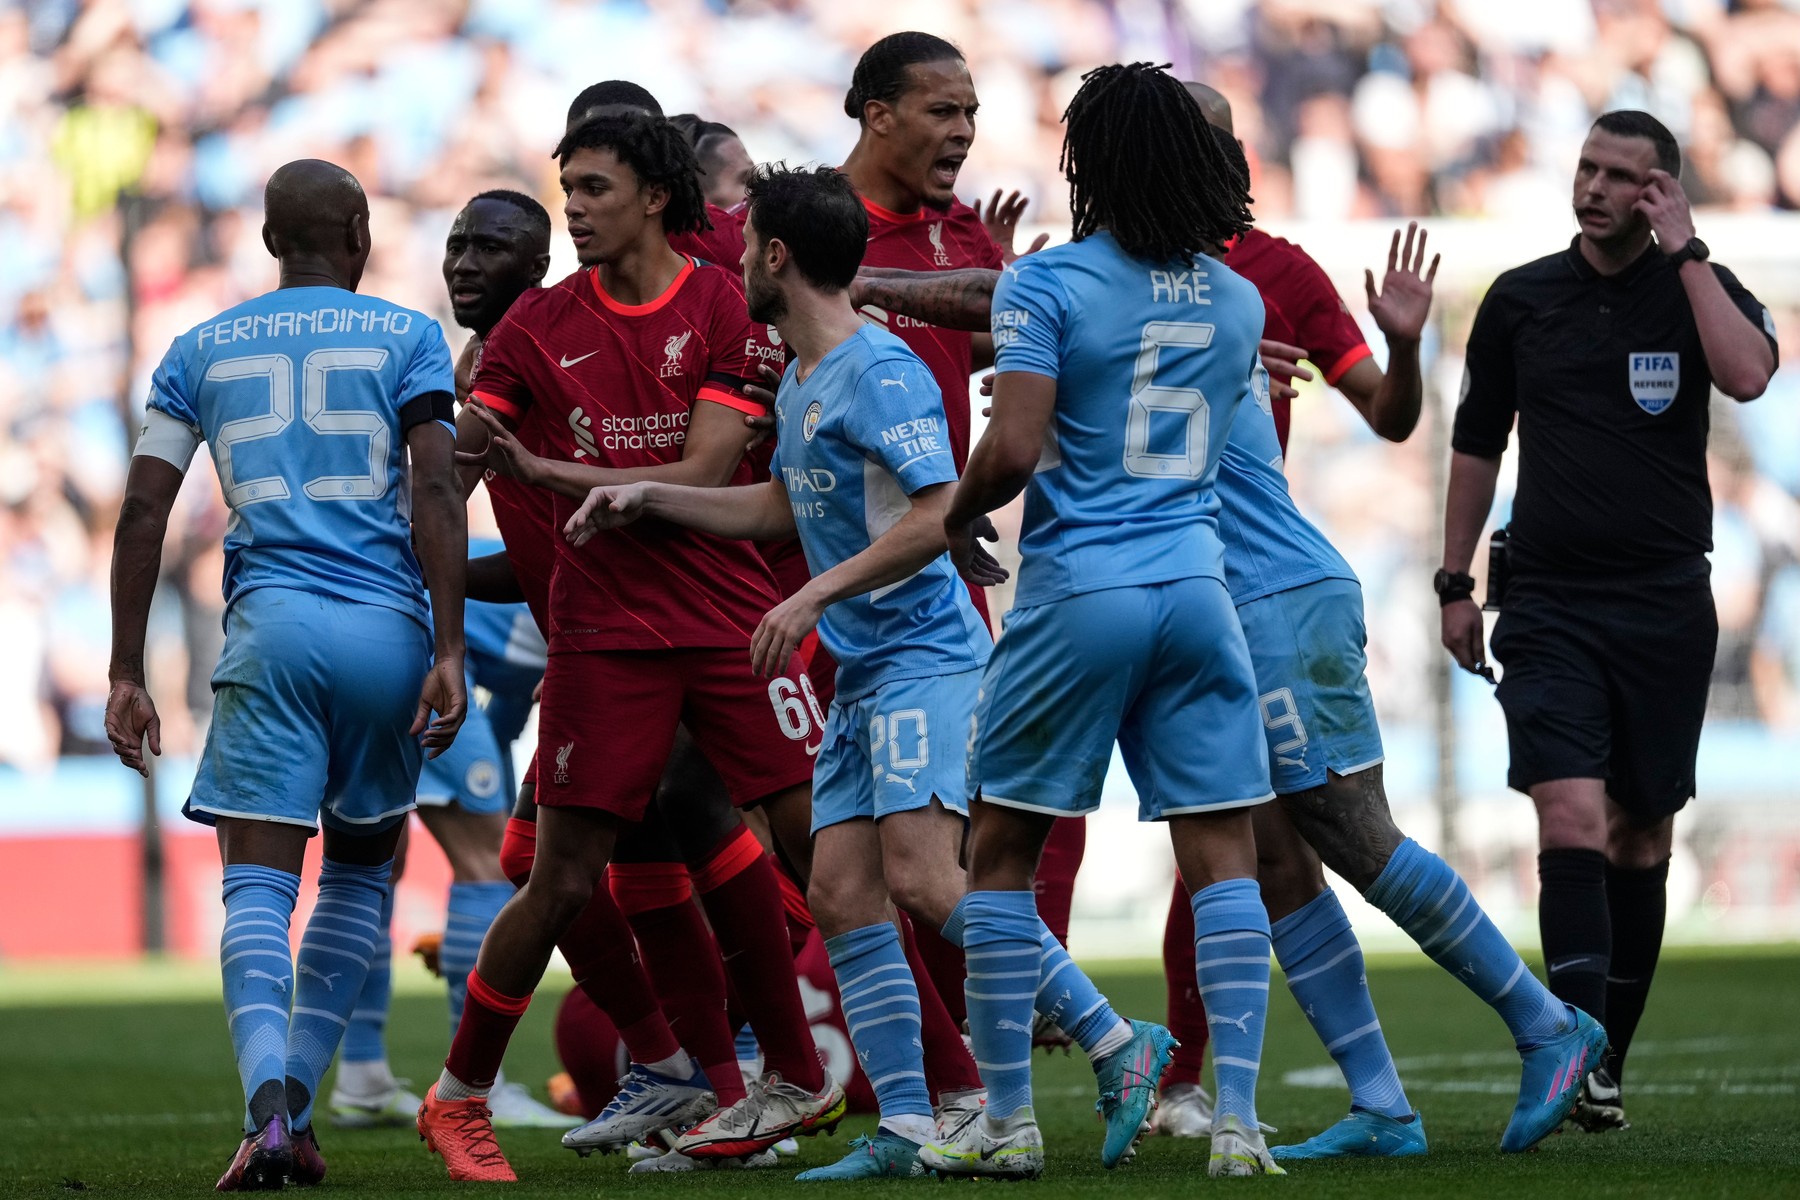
[[1440, 110, 1776, 1134]]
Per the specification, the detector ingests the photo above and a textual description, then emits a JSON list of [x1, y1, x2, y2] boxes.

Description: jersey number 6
[[1124, 321, 1214, 480]]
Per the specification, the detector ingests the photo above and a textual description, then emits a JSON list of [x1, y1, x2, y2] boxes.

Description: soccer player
[[415, 114, 840, 1181], [105, 159, 468, 1190], [673, 115, 755, 209], [563, 162, 1173, 1183], [934, 63, 1281, 1180]]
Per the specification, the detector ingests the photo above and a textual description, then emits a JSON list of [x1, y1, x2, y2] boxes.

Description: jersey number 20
[[1124, 322, 1214, 480]]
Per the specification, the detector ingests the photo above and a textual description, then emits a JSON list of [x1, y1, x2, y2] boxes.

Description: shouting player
[[106, 160, 467, 1190], [565, 162, 1174, 1183], [415, 114, 840, 1181], [938, 64, 1281, 1179]]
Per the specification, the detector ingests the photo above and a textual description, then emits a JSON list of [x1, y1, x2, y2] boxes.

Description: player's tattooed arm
[[850, 267, 999, 332], [106, 455, 185, 775], [408, 420, 469, 757]]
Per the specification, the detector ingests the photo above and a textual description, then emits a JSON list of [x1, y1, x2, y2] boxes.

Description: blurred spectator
[[1, 0, 1797, 772]]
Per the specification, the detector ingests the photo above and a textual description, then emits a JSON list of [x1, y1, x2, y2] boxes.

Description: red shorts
[[536, 648, 818, 820], [799, 631, 838, 710]]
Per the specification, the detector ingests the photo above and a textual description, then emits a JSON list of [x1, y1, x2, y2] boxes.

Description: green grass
[[2, 950, 1797, 1198]]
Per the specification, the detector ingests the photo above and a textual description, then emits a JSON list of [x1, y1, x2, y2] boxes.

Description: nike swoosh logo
[[805, 740, 822, 758], [560, 350, 598, 368]]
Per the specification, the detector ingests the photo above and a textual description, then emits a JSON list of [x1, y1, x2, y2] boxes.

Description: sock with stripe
[[339, 882, 393, 1065], [899, 914, 983, 1099], [960, 890, 1042, 1120], [693, 827, 825, 1091], [442, 881, 512, 1037], [1367, 839, 1572, 1048], [441, 967, 532, 1097], [286, 858, 391, 1131], [1161, 877, 1209, 1088], [1602, 858, 1670, 1085], [221, 863, 301, 1134], [944, 895, 1131, 1065], [1192, 878, 1272, 1130], [1272, 890, 1411, 1118], [826, 922, 932, 1142]]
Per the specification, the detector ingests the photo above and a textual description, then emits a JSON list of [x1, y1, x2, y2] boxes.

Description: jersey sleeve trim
[[472, 389, 524, 421], [1322, 342, 1374, 385], [133, 407, 203, 471], [588, 258, 695, 316], [696, 383, 764, 416]]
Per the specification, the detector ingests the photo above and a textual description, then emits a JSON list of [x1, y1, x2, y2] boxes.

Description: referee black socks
[[1602, 857, 1672, 1087], [1537, 847, 1611, 1025]]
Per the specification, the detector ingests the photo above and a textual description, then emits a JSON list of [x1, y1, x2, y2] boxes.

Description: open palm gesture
[[1366, 222, 1439, 343]]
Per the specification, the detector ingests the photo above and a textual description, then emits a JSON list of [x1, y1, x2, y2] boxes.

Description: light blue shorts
[[969, 577, 1273, 820], [416, 671, 510, 815], [185, 587, 429, 835], [811, 668, 981, 833], [1236, 578, 1385, 795]]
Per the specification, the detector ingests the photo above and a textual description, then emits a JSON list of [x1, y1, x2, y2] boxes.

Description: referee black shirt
[[1453, 235, 1777, 576]]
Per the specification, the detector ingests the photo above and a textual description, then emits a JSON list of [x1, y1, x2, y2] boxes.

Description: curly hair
[[554, 113, 709, 235]]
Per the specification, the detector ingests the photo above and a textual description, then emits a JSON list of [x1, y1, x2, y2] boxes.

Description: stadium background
[[2, 0, 1799, 967]]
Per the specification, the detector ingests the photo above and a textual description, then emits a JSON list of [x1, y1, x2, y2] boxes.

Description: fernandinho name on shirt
[[195, 305, 416, 347]]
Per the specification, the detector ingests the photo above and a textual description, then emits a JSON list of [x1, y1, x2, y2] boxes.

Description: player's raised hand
[[1635, 168, 1697, 253], [453, 401, 539, 481], [104, 681, 161, 777], [413, 654, 467, 758], [565, 482, 650, 545], [1366, 221, 1439, 344], [976, 189, 1050, 265], [750, 587, 825, 679], [1259, 338, 1314, 405]]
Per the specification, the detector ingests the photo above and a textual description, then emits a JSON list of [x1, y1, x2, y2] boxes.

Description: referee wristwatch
[[1433, 569, 1476, 607], [1664, 236, 1709, 269]]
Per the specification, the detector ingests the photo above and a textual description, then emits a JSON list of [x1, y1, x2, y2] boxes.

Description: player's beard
[[745, 265, 786, 325]]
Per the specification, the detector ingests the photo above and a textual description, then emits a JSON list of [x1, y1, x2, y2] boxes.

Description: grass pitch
[[2, 949, 1796, 1199]]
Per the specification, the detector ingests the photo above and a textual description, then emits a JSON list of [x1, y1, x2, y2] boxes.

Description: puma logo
[[299, 964, 341, 992], [1208, 1010, 1253, 1036], [244, 970, 289, 994]]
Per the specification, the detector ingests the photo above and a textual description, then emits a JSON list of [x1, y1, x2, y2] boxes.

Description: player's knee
[[881, 854, 956, 929], [521, 855, 603, 924], [806, 868, 882, 939], [1606, 815, 1674, 870], [1532, 782, 1608, 850]]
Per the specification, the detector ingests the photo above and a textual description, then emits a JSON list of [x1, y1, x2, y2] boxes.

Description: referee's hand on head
[[1441, 596, 1494, 682]]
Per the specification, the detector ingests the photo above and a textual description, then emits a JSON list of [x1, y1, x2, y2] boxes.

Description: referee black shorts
[[1490, 562, 1717, 823]]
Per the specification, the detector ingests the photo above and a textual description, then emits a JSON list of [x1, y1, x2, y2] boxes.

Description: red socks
[[559, 874, 681, 1068], [1161, 877, 1210, 1087], [1036, 818, 1086, 947], [611, 862, 744, 1106], [772, 858, 817, 958], [498, 817, 536, 888], [693, 826, 825, 1092], [445, 968, 531, 1089], [554, 986, 626, 1120]]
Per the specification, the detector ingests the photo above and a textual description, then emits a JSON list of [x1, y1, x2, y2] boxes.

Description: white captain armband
[[133, 408, 203, 471]]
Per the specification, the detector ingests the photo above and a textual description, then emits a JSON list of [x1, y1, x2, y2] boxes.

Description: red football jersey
[[471, 258, 785, 652], [855, 195, 1003, 470], [1223, 228, 1372, 453], [484, 404, 558, 635], [670, 204, 748, 271]]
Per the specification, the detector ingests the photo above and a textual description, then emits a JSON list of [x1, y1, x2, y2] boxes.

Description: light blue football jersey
[[462, 535, 548, 693], [989, 232, 1264, 607], [146, 286, 455, 625], [1215, 362, 1357, 604], [771, 325, 990, 703]]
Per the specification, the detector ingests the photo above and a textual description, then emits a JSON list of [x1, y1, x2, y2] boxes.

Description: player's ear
[[865, 98, 897, 137], [261, 223, 278, 259], [346, 210, 370, 257], [766, 235, 790, 277], [530, 253, 551, 285], [642, 180, 670, 219]]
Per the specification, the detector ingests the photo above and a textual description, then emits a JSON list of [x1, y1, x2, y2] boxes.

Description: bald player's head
[[262, 159, 371, 288], [1183, 81, 1233, 134]]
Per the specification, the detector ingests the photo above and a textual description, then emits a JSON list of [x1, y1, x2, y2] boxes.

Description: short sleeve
[[469, 311, 533, 423], [1712, 263, 1780, 368], [843, 353, 958, 494], [1451, 281, 1519, 458], [400, 318, 456, 403], [697, 281, 781, 417], [1287, 255, 1371, 384], [990, 260, 1068, 379], [145, 340, 199, 427]]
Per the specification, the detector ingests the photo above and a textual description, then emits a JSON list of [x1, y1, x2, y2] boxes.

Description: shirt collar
[[1564, 234, 1662, 287]]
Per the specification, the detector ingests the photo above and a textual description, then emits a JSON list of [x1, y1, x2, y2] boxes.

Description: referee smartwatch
[[1433, 568, 1476, 607], [1663, 236, 1709, 269]]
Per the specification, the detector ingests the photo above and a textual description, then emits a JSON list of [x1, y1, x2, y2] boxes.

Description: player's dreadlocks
[[1061, 62, 1251, 265], [554, 112, 709, 235]]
